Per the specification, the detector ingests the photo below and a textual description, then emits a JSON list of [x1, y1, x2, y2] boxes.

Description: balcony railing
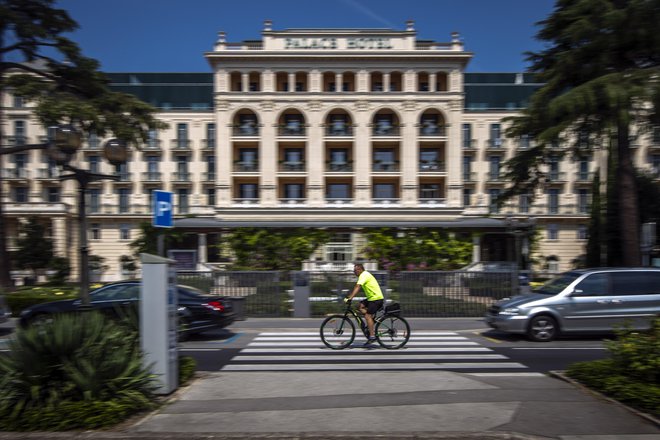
[[419, 161, 445, 172], [324, 125, 353, 137], [546, 172, 567, 182], [141, 172, 162, 181], [143, 140, 162, 151], [462, 139, 477, 150], [279, 161, 305, 172], [463, 172, 478, 182], [574, 171, 594, 182], [372, 161, 399, 172], [36, 168, 61, 179], [202, 139, 216, 149], [277, 124, 306, 136], [487, 138, 505, 149], [232, 125, 260, 137], [2, 168, 29, 179], [114, 172, 132, 182], [418, 124, 447, 137], [487, 173, 507, 182], [371, 124, 400, 137], [203, 172, 216, 181], [171, 172, 191, 181], [326, 198, 353, 205], [170, 139, 191, 150], [234, 161, 259, 172], [326, 161, 353, 172], [6, 136, 27, 146]]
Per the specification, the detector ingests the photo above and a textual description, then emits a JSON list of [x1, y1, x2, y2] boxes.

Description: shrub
[[0, 311, 158, 431], [6, 286, 78, 316], [179, 356, 197, 385], [566, 318, 660, 417]]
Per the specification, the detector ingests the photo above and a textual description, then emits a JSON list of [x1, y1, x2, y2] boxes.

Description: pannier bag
[[385, 302, 401, 316]]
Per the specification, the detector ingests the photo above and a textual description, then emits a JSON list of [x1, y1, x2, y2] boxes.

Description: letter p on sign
[[153, 190, 173, 228]]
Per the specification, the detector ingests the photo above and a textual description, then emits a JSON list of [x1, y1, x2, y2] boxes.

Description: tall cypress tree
[[503, 0, 660, 267]]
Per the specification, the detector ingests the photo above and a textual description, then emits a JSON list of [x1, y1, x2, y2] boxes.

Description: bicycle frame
[[341, 302, 383, 338]]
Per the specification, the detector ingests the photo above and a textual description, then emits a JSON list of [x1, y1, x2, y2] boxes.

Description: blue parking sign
[[153, 190, 173, 228]]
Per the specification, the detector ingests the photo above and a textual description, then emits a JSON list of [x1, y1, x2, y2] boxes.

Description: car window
[[91, 285, 131, 302], [573, 273, 609, 296], [536, 272, 580, 295], [115, 285, 140, 300], [611, 272, 660, 295]]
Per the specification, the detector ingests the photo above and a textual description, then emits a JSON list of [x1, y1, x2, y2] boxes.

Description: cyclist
[[344, 263, 384, 345]]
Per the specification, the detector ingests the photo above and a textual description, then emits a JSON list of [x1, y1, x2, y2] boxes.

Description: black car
[[18, 281, 236, 338]]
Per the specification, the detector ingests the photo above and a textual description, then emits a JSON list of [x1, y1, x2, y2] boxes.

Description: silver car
[[485, 268, 660, 341]]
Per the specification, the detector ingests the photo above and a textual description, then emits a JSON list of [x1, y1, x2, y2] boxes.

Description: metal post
[[77, 175, 90, 307]]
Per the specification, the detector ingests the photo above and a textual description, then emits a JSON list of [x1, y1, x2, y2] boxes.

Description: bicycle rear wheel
[[375, 315, 410, 349], [320, 315, 355, 349]]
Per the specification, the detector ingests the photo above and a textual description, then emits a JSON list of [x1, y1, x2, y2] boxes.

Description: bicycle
[[319, 300, 411, 349]]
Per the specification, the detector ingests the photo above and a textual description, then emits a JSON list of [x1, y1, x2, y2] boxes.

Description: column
[[288, 73, 295, 92], [335, 72, 343, 92], [384, 73, 390, 92], [197, 233, 207, 265], [429, 73, 437, 92], [241, 73, 249, 92]]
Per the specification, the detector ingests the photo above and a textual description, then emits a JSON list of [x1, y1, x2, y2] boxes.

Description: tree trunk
[[616, 117, 641, 266]]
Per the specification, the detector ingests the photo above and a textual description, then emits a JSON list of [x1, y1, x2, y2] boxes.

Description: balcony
[[36, 168, 62, 179], [6, 136, 27, 147], [419, 198, 446, 206], [546, 172, 567, 183], [277, 122, 306, 137], [171, 172, 191, 182], [371, 123, 400, 137], [324, 124, 353, 137], [419, 161, 445, 172], [234, 161, 259, 172], [141, 172, 162, 182], [372, 161, 399, 172], [463, 172, 478, 183], [202, 139, 216, 150], [326, 161, 353, 172], [462, 139, 478, 151], [113, 172, 132, 183], [170, 139, 191, 150], [486, 173, 507, 183], [203, 172, 216, 181], [142, 140, 162, 151], [2, 168, 29, 180], [418, 123, 447, 137], [279, 161, 305, 172], [486, 138, 505, 150], [232, 124, 259, 137]]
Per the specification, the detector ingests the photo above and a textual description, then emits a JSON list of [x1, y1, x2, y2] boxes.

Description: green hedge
[[5, 286, 78, 316], [566, 318, 660, 417]]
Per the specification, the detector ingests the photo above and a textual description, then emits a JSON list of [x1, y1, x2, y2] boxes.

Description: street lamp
[[48, 125, 128, 307]]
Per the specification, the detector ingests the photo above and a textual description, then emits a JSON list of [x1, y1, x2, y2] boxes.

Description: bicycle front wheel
[[376, 315, 410, 349], [320, 315, 355, 349]]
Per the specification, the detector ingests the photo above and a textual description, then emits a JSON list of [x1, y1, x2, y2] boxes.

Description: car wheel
[[527, 315, 558, 342]]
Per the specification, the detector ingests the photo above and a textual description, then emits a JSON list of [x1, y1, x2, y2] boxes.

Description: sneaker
[[363, 336, 377, 346]]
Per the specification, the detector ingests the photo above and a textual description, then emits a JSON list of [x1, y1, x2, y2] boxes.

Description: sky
[[54, 0, 556, 73]]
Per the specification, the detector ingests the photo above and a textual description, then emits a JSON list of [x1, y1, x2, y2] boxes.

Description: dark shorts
[[360, 299, 384, 315]]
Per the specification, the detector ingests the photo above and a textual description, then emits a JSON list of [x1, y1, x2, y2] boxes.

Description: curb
[[0, 432, 554, 440], [548, 370, 660, 428]]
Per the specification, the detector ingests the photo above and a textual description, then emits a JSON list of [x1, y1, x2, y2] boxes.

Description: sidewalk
[[1, 319, 658, 439]]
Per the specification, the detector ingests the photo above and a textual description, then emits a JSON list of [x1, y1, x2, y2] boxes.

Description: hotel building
[[3, 21, 659, 281]]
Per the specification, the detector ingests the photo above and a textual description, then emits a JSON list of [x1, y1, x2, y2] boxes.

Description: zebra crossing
[[221, 331, 532, 373]]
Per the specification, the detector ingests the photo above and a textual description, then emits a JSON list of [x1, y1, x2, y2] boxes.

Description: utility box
[[140, 253, 178, 394]]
